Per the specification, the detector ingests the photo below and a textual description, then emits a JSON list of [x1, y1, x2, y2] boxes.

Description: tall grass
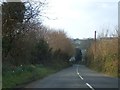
[[86, 29, 119, 77]]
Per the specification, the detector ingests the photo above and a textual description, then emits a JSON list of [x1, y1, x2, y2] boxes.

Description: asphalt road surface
[[25, 65, 119, 89]]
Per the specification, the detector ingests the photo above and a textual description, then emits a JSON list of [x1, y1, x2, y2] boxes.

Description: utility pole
[[94, 31, 96, 53], [94, 31, 96, 60]]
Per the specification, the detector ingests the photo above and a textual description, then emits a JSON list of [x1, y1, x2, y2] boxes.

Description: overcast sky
[[42, 0, 119, 39]]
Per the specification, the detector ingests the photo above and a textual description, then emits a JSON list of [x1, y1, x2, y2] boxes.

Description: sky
[[42, 0, 119, 39]]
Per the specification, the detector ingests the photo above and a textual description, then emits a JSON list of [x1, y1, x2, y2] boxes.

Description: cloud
[[43, 0, 118, 39]]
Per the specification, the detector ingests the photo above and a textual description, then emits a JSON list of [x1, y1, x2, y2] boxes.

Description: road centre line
[[86, 83, 95, 90], [76, 66, 95, 90], [76, 66, 83, 80], [78, 74, 84, 80]]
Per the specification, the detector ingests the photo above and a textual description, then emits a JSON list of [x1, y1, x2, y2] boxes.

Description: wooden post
[[95, 31, 96, 53], [94, 31, 96, 60]]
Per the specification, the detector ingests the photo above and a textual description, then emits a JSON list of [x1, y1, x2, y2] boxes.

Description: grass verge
[[2, 64, 69, 88]]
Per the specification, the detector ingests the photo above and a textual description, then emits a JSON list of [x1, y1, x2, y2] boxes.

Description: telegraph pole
[[94, 31, 96, 53], [94, 31, 96, 60]]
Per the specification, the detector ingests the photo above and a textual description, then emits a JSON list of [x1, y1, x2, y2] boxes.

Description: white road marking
[[78, 74, 84, 80], [76, 66, 95, 90], [86, 83, 95, 90], [76, 67, 84, 80]]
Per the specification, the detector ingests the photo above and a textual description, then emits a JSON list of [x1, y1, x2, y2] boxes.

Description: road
[[25, 65, 119, 89]]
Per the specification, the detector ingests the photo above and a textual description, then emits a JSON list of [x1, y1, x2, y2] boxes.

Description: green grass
[[2, 64, 63, 88]]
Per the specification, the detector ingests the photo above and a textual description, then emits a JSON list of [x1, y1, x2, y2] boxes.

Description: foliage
[[86, 29, 118, 77], [2, 2, 25, 59], [2, 1, 75, 88], [31, 39, 51, 65], [44, 29, 75, 56], [2, 64, 56, 88]]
